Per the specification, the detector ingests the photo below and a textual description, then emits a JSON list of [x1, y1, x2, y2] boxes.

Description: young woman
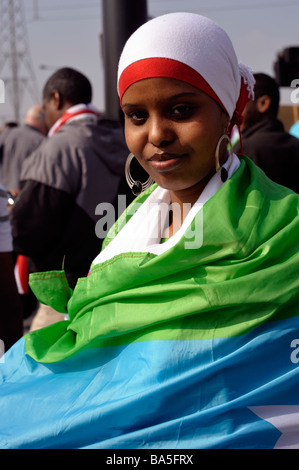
[[1, 12, 299, 450]]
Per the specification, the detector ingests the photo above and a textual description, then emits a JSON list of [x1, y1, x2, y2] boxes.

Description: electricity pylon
[[0, 0, 39, 123]]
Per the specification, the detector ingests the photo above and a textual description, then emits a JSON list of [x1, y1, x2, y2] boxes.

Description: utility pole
[[102, 0, 148, 120], [0, 0, 39, 123]]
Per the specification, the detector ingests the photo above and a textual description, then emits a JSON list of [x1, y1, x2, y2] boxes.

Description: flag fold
[[1, 156, 299, 449]]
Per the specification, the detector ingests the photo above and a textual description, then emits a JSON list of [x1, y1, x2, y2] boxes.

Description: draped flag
[[0, 156, 299, 449]]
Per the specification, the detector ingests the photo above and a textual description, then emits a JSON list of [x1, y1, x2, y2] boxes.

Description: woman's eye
[[127, 111, 147, 123], [172, 105, 193, 119]]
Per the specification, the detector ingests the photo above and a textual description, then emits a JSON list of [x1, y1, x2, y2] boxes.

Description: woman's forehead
[[122, 78, 203, 104]]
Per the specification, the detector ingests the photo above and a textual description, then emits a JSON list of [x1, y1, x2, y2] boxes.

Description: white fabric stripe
[[92, 154, 240, 265], [48, 103, 99, 137]]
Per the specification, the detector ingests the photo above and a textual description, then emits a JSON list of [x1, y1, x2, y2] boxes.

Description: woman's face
[[122, 77, 229, 202]]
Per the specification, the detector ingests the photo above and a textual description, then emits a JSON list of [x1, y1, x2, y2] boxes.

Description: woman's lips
[[148, 153, 185, 171]]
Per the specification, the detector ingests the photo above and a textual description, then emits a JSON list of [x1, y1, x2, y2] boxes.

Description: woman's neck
[[162, 205, 187, 238], [162, 170, 215, 238]]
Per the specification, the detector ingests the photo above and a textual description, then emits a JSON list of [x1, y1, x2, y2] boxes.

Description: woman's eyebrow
[[169, 92, 199, 100], [122, 92, 199, 109]]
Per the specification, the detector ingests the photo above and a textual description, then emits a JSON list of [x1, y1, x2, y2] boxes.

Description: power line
[[24, 0, 299, 23], [26, 3, 100, 12], [28, 16, 100, 22], [24, 0, 101, 22]]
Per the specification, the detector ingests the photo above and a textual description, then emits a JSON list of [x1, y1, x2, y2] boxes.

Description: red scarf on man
[[48, 104, 100, 136]]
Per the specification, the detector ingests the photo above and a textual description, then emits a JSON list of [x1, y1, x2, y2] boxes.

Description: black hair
[[42, 67, 92, 104], [253, 73, 280, 117], [5, 121, 18, 128]]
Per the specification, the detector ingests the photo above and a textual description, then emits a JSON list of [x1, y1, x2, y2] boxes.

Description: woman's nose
[[148, 116, 175, 148]]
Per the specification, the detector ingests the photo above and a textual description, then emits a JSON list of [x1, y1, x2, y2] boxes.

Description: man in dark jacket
[[233, 73, 299, 193], [0, 184, 23, 350], [10, 67, 128, 329], [0, 105, 47, 195]]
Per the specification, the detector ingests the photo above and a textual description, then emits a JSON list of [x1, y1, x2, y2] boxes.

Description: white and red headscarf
[[117, 12, 255, 149]]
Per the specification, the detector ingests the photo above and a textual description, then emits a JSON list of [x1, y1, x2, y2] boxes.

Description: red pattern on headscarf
[[229, 78, 252, 155]]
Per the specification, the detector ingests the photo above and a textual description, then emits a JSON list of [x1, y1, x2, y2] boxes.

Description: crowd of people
[[0, 67, 129, 343], [0, 11, 299, 449], [233, 72, 299, 193]]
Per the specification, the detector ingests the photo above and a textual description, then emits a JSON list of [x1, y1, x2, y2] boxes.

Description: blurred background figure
[[10, 67, 128, 331], [0, 184, 23, 352], [0, 105, 48, 326], [0, 122, 18, 133], [0, 104, 47, 196], [233, 73, 299, 193]]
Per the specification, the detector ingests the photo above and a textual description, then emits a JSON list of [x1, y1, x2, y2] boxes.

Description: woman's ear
[[224, 116, 231, 134], [219, 109, 230, 133]]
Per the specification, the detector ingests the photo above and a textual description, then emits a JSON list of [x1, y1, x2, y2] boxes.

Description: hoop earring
[[125, 153, 155, 196], [215, 134, 233, 183]]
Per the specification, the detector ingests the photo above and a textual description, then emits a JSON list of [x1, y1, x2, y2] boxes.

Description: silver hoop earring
[[215, 134, 233, 183], [125, 153, 155, 196]]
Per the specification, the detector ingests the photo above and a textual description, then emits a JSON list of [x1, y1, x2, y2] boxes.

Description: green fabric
[[25, 156, 299, 363], [29, 270, 73, 313]]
